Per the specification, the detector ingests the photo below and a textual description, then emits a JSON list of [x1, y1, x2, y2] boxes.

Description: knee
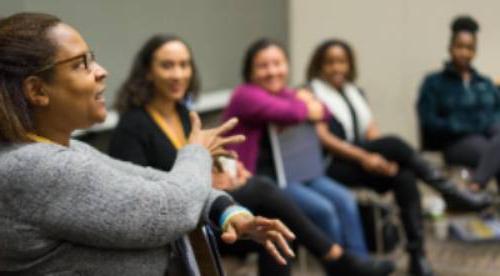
[[321, 178, 358, 208], [310, 200, 339, 222], [249, 176, 283, 200], [383, 135, 414, 156]]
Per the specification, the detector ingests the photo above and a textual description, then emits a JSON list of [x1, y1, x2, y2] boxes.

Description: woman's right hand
[[296, 89, 324, 121], [211, 161, 251, 191], [360, 153, 398, 176], [187, 112, 245, 157], [306, 100, 325, 121]]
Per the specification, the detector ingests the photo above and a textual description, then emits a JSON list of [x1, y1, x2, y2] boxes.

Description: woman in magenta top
[[223, 38, 373, 262]]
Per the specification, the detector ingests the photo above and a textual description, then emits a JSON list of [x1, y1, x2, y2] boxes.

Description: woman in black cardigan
[[109, 34, 394, 276]]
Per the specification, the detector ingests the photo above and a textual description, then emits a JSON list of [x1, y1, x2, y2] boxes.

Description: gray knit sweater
[[0, 140, 229, 275]]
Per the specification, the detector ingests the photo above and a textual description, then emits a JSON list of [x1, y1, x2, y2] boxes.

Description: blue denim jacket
[[417, 62, 500, 150]]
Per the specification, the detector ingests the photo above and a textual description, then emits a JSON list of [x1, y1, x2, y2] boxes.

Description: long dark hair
[[0, 12, 61, 142], [306, 39, 357, 83], [114, 34, 200, 113], [241, 38, 287, 83]]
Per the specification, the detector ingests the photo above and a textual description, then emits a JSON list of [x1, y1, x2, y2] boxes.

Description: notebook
[[268, 123, 324, 188]]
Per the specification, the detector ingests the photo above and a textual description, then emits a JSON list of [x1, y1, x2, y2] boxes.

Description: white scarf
[[311, 78, 373, 142]]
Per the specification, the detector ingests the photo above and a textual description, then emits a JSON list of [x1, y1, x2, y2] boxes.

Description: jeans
[[284, 176, 368, 257]]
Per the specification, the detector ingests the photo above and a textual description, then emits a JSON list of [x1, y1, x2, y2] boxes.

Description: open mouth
[[95, 90, 105, 102]]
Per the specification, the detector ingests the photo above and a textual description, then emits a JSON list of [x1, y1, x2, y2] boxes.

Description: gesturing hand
[[187, 112, 245, 157], [221, 214, 296, 265]]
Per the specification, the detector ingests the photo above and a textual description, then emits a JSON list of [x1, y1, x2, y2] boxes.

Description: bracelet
[[219, 205, 253, 231]]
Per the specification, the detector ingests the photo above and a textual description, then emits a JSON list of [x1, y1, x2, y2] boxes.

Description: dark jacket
[[417, 62, 500, 150]]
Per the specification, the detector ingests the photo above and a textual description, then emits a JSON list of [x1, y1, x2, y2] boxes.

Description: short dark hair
[[241, 38, 287, 83], [0, 12, 61, 142], [450, 15, 479, 44], [114, 34, 200, 113], [306, 39, 357, 83]]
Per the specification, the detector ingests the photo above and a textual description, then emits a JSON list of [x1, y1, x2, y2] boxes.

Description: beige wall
[[290, 0, 500, 146]]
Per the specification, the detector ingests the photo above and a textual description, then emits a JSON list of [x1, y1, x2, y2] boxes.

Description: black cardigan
[[109, 105, 191, 172]]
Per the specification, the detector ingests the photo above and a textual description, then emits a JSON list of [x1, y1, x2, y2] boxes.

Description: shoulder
[[346, 83, 367, 98], [423, 71, 439, 82], [473, 70, 495, 85], [0, 142, 67, 166], [119, 108, 149, 125], [419, 70, 445, 93], [115, 108, 153, 133], [0, 142, 90, 191], [231, 84, 270, 99], [70, 139, 103, 155]]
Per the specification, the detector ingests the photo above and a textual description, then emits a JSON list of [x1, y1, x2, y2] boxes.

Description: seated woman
[[305, 38, 438, 276], [108, 34, 393, 276], [221, 38, 388, 269], [0, 13, 295, 276], [417, 15, 500, 193]]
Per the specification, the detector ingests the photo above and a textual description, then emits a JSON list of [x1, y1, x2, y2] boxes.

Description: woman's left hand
[[221, 214, 296, 265]]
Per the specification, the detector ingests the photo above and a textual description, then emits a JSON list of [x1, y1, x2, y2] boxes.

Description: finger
[[221, 224, 238, 244], [211, 148, 234, 158], [216, 135, 246, 148], [273, 220, 296, 240], [265, 239, 287, 265], [189, 112, 202, 134], [268, 231, 295, 258], [254, 217, 295, 240], [214, 117, 239, 136], [229, 150, 239, 159]]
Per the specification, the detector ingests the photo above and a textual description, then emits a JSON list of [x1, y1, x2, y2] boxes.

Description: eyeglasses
[[35, 51, 96, 74]]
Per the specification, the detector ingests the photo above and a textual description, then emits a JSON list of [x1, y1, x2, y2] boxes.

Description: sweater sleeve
[[231, 86, 309, 125], [6, 143, 222, 249], [74, 140, 234, 228]]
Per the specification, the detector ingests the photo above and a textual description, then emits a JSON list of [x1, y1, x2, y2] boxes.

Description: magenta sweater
[[222, 83, 329, 173]]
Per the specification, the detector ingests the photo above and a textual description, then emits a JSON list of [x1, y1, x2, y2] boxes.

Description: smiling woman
[[0, 12, 294, 276]]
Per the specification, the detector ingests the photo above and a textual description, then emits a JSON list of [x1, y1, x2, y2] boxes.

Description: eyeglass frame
[[34, 51, 96, 74]]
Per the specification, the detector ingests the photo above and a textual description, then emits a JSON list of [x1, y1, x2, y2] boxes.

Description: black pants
[[444, 124, 500, 187], [327, 136, 425, 254], [218, 176, 333, 276]]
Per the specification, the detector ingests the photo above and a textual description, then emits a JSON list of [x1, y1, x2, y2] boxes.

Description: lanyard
[[146, 106, 187, 149], [26, 133, 57, 145]]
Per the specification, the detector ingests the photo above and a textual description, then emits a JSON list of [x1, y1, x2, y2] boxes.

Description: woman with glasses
[[0, 12, 295, 276]]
